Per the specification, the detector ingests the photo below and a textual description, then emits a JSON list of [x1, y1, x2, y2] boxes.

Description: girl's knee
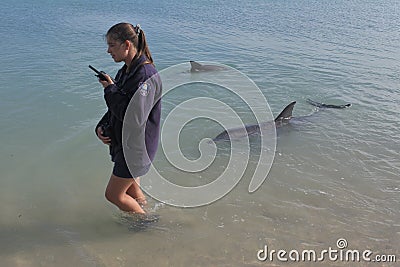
[[104, 189, 112, 202], [105, 188, 123, 204]]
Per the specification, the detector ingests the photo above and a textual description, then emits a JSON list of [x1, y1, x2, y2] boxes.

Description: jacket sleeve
[[131, 78, 158, 127], [122, 73, 161, 168], [103, 84, 131, 122]]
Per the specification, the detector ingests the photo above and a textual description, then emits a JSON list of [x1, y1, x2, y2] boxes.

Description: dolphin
[[190, 61, 227, 72], [213, 100, 350, 141]]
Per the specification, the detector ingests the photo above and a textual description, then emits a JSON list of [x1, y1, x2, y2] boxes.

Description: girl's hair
[[106, 22, 153, 66]]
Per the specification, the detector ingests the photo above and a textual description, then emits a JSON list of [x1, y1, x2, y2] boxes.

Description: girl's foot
[[135, 196, 147, 207]]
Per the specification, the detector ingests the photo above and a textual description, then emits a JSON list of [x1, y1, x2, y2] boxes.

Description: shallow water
[[1, 0, 399, 266]]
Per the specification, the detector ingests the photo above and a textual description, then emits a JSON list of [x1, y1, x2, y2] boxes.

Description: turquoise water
[[1, 0, 399, 266]]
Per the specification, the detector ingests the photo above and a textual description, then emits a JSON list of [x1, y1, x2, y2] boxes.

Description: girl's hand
[[99, 73, 114, 88], [96, 126, 111, 145]]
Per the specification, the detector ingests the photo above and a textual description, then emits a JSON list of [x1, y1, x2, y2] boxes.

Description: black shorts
[[112, 153, 151, 178], [112, 160, 134, 178]]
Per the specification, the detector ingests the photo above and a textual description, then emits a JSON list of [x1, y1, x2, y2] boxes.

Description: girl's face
[[106, 37, 128, 63]]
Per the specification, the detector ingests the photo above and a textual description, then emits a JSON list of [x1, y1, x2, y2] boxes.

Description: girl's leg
[[105, 174, 145, 214], [126, 178, 147, 206]]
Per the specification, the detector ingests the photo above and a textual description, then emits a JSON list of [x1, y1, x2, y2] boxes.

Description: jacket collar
[[126, 55, 147, 76], [116, 55, 148, 87]]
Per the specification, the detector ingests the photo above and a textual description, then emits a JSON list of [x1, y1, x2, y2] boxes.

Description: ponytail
[[135, 25, 153, 65]]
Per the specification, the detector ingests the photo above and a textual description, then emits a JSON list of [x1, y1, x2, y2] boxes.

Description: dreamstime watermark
[[257, 238, 397, 263], [123, 62, 276, 207]]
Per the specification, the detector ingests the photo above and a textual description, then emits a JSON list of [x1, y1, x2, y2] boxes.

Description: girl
[[95, 23, 161, 214]]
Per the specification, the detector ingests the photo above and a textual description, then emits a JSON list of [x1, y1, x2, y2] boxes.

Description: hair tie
[[135, 24, 141, 35]]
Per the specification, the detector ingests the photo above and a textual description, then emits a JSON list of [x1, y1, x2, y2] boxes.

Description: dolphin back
[[190, 61, 203, 72], [190, 61, 226, 72], [274, 101, 296, 122]]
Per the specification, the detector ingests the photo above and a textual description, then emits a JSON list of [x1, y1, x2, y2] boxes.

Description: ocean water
[[1, 0, 399, 266]]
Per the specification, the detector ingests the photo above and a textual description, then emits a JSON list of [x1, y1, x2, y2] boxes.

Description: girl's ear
[[124, 40, 131, 50]]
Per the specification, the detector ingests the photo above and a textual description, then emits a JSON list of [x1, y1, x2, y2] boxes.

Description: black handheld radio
[[89, 65, 110, 81]]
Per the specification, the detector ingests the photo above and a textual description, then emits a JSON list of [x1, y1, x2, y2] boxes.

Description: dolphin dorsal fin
[[274, 101, 296, 122], [190, 61, 203, 71]]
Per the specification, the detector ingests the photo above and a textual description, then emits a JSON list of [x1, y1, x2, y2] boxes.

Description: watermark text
[[257, 238, 397, 263]]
